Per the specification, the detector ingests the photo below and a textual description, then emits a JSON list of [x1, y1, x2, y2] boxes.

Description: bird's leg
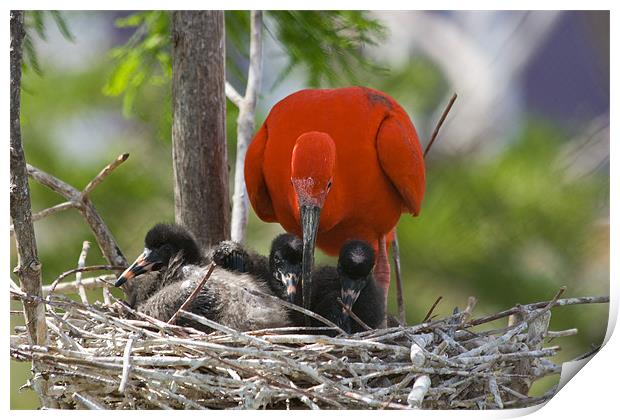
[[374, 234, 391, 303], [391, 229, 406, 325]]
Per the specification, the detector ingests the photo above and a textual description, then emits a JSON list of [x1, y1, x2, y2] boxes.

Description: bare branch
[[465, 288, 609, 328], [75, 241, 91, 305], [422, 296, 443, 323], [42, 275, 115, 296], [26, 154, 129, 268], [48, 266, 125, 296], [72, 392, 106, 410], [82, 153, 129, 197], [10, 201, 77, 235], [225, 81, 243, 107], [230, 10, 263, 243], [424, 93, 457, 157], [119, 335, 136, 393]]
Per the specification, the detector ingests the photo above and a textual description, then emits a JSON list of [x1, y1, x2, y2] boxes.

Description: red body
[[245, 86, 425, 257]]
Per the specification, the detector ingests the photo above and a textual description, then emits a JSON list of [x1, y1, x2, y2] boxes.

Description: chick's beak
[[338, 276, 363, 333], [115, 250, 160, 287], [277, 270, 300, 303]]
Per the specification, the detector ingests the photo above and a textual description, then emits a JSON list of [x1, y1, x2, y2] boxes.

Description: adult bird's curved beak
[[338, 276, 363, 333], [115, 249, 160, 287], [300, 205, 321, 314]]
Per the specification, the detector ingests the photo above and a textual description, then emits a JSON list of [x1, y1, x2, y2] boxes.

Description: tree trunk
[[171, 11, 230, 249], [10, 10, 47, 347], [10, 10, 56, 408]]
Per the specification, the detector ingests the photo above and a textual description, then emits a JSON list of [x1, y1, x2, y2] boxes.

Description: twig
[[466, 294, 609, 328], [545, 328, 578, 339], [42, 275, 115, 295], [72, 392, 106, 410], [10, 201, 77, 236], [168, 262, 216, 325], [225, 82, 243, 107], [424, 93, 457, 157], [488, 376, 503, 409], [48, 266, 125, 296], [82, 153, 129, 197], [422, 296, 443, 323], [336, 297, 371, 331], [75, 241, 91, 305], [391, 231, 406, 325], [26, 153, 129, 268], [118, 334, 136, 393]]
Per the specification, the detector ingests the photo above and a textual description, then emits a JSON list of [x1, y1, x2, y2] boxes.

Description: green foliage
[[103, 11, 170, 118], [23, 11, 74, 76], [103, 11, 387, 116], [267, 11, 387, 87]]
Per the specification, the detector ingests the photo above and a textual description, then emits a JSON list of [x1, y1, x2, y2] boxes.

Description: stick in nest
[[423, 296, 443, 323], [167, 262, 217, 325], [336, 297, 371, 332]]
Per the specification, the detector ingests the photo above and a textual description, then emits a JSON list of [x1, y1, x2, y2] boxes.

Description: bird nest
[[11, 282, 607, 410]]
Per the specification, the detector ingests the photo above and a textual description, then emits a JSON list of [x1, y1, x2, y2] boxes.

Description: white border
[[2, 2, 615, 418]]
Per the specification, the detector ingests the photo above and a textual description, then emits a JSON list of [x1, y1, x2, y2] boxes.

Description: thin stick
[[72, 392, 105, 410], [465, 294, 609, 327], [48, 265, 126, 296], [75, 241, 91, 305], [82, 153, 129, 197], [391, 231, 406, 325], [42, 275, 115, 295], [424, 93, 457, 157], [336, 297, 371, 332], [168, 263, 216, 325], [9, 201, 77, 235], [423, 296, 443, 323], [230, 10, 263, 243], [118, 334, 136, 393], [27, 154, 129, 268]]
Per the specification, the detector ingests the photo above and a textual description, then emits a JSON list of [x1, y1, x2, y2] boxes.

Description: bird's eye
[[327, 180, 333, 190]]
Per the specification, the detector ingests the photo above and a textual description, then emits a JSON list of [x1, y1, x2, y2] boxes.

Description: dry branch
[[424, 93, 458, 157], [230, 10, 264, 243], [75, 241, 91, 305], [26, 154, 129, 268]]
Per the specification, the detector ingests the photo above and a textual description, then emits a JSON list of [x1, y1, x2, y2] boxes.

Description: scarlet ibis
[[245, 86, 426, 310], [115, 224, 291, 332]]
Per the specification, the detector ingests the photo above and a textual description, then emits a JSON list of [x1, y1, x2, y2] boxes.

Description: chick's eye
[[327, 180, 333, 189]]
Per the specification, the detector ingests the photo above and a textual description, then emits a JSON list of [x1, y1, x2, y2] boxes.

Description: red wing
[[376, 116, 426, 216], [244, 124, 276, 222]]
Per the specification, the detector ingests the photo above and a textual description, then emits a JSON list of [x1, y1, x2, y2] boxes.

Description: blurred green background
[[10, 11, 609, 409]]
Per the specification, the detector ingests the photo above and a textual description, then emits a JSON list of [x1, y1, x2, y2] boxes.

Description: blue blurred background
[[10, 11, 609, 408]]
